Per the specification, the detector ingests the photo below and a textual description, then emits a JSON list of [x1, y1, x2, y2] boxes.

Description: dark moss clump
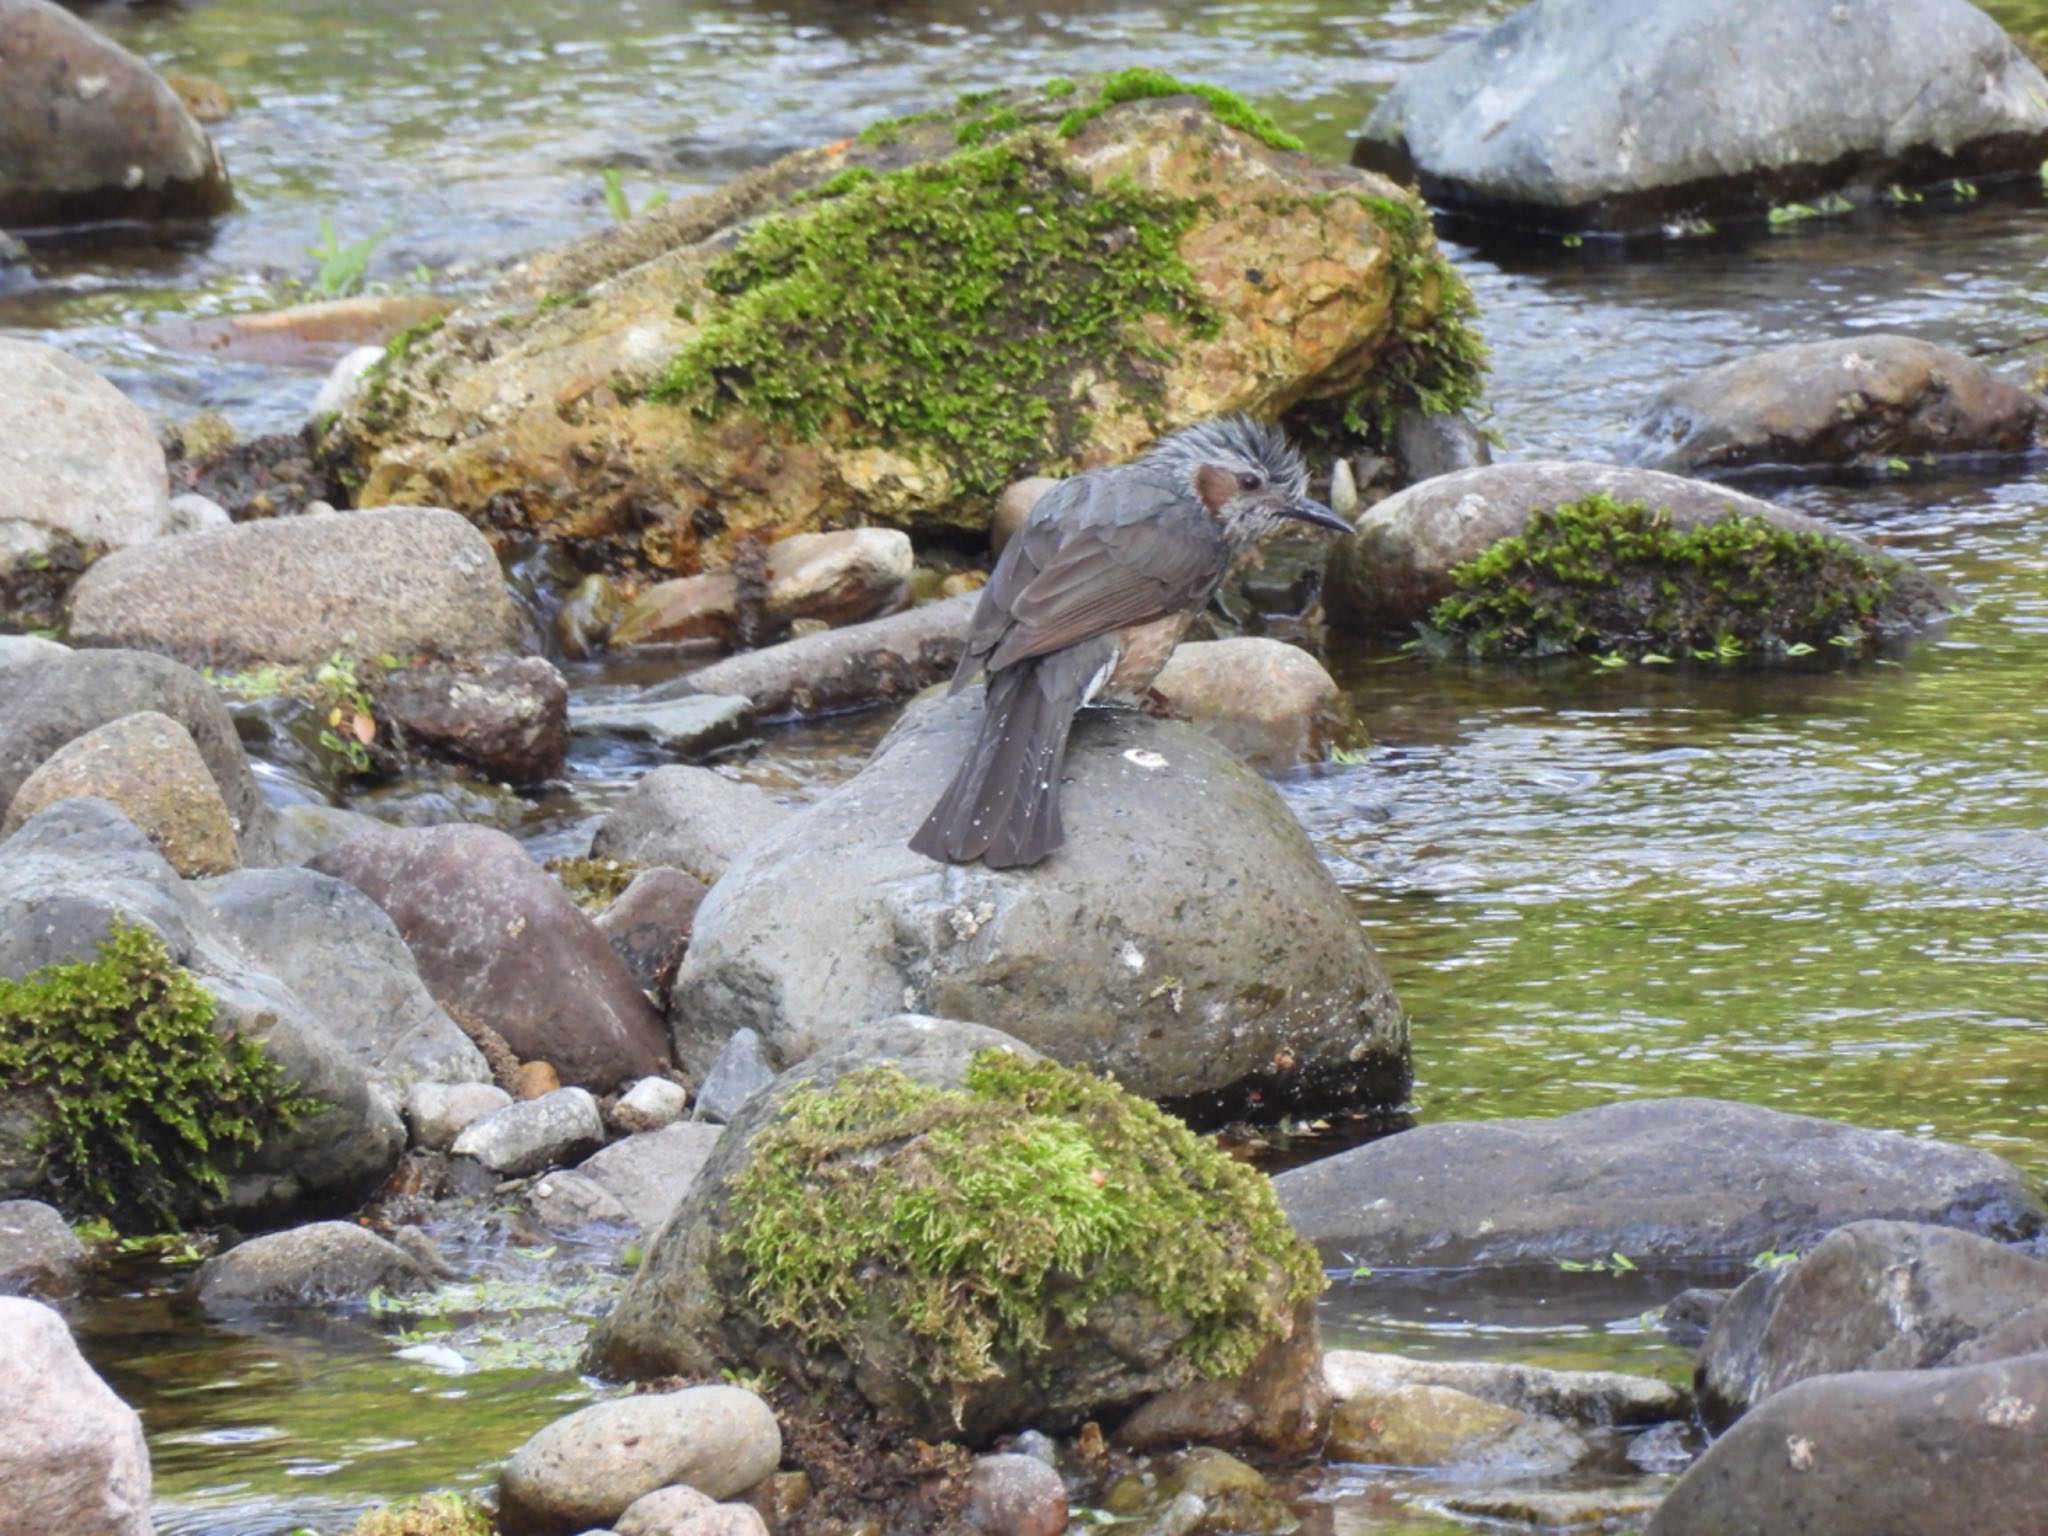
[[0, 925, 321, 1227], [544, 853, 642, 911], [650, 136, 1219, 497], [1055, 67, 1304, 152], [1426, 493, 1901, 660], [725, 1051, 1323, 1398]]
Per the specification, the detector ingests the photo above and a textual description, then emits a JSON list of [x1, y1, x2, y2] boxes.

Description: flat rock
[[497, 1385, 782, 1536], [378, 654, 570, 785], [3, 711, 240, 876], [404, 1081, 513, 1151], [1356, 0, 2048, 232], [568, 694, 755, 758], [0, 1200, 87, 1298], [1324, 1349, 1687, 1428], [66, 506, 525, 669], [1274, 1098, 2043, 1267], [684, 592, 977, 718], [669, 691, 1408, 1123], [194, 1221, 433, 1310], [1630, 335, 2046, 475], [611, 528, 913, 648], [452, 1088, 604, 1176], [1151, 638, 1356, 773], [1326, 1382, 1585, 1473], [591, 767, 792, 884], [0, 1297, 152, 1536], [575, 1123, 726, 1232], [1447, 1486, 1670, 1528], [1646, 1351, 2048, 1536]]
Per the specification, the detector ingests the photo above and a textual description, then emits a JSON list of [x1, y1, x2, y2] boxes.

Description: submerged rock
[[327, 73, 1479, 571], [1356, 0, 2048, 233], [1104, 1447, 1296, 1536], [668, 690, 1408, 1122], [1274, 1098, 2044, 1267], [1324, 1349, 1689, 1428], [1696, 1219, 2048, 1430], [0, 0, 232, 227], [0, 1297, 153, 1536], [194, 1221, 434, 1310], [1630, 335, 2046, 475]]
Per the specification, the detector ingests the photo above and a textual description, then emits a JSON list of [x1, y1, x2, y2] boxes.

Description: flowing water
[[9, 0, 2048, 1529]]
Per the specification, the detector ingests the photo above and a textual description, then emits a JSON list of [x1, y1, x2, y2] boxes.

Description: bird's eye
[[1237, 471, 1262, 492]]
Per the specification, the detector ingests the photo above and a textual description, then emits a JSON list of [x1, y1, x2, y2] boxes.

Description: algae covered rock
[[325, 71, 1481, 573], [588, 1020, 1327, 1447]]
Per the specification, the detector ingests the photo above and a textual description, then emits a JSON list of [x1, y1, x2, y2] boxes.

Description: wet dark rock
[[1105, 1447, 1294, 1536], [1391, 406, 1491, 483], [165, 425, 342, 521], [1149, 638, 1356, 773], [682, 590, 977, 718], [308, 823, 671, 1091], [1325, 1382, 1586, 1472], [0, 648, 269, 860], [193, 1221, 434, 1311], [591, 767, 791, 885], [1322, 460, 1951, 641], [497, 1385, 782, 1536], [1696, 1219, 2048, 1431], [1356, 0, 2048, 233], [377, 655, 570, 785], [0, 1296, 153, 1536], [1660, 1287, 1727, 1349], [568, 692, 755, 759], [1324, 1349, 1688, 1429], [689, 1028, 775, 1125], [66, 506, 526, 670], [1274, 1098, 2044, 1268], [1623, 1418, 1703, 1473], [404, 1081, 513, 1151], [1630, 336, 2047, 475], [574, 1122, 724, 1232], [0, 1200, 87, 1297], [610, 529, 914, 649], [1646, 1352, 2048, 1536], [610, 1075, 692, 1134], [964, 1453, 1067, 1536], [450, 1087, 604, 1176], [669, 691, 1408, 1122], [0, 0, 231, 226]]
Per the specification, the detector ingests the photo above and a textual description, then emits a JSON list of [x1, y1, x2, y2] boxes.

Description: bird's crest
[[1146, 414, 1309, 499]]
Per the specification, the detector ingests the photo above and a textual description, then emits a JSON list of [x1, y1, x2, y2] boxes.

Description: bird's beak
[[1283, 497, 1353, 535]]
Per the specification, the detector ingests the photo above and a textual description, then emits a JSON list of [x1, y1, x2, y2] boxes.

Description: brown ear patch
[[1193, 463, 1237, 512]]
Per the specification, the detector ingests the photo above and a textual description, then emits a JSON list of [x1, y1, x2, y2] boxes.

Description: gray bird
[[910, 415, 1352, 869]]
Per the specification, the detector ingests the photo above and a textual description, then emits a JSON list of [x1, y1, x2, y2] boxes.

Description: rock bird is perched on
[[910, 415, 1352, 869]]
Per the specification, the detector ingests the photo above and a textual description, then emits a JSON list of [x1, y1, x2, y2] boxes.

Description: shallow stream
[[8, 0, 2048, 1530]]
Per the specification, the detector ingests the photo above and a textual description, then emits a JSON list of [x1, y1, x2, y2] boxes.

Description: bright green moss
[[382, 316, 444, 360], [343, 1494, 492, 1536], [1427, 493, 1900, 660], [1042, 76, 1078, 99], [1055, 67, 1304, 151], [725, 1052, 1323, 1399], [0, 926, 322, 1227], [650, 135, 1220, 497], [800, 165, 879, 201], [954, 105, 1022, 146]]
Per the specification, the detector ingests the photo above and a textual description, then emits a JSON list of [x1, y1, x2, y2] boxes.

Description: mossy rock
[[587, 1019, 1325, 1445], [325, 72, 1482, 577]]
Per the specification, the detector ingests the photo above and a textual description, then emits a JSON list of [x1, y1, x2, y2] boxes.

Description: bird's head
[[1151, 414, 1352, 545]]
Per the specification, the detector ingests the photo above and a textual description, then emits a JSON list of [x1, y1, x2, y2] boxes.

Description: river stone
[[595, 869, 705, 1002], [1391, 406, 1490, 484], [528, 1170, 631, 1232], [154, 293, 454, 369], [1630, 335, 2047, 475], [2, 711, 240, 876], [669, 690, 1407, 1122], [1646, 1351, 2048, 1536], [0, 798, 405, 1217], [0, 634, 70, 674], [568, 694, 755, 759], [591, 767, 792, 884], [194, 1221, 434, 1311], [1324, 1349, 1689, 1428], [689, 1028, 775, 1125], [164, 493, 231, 535], [1322, 459, 1951, 638], [329, 83, 1472, 570], [497, 1385, 782, 1536], [194, 867, 492, 1091], [1150, 638, 1355, 773], [611, 528, 914, 648], [66, 506, 525, 669], [0, 649, 267, 856], [1274, 1098, 2045, 1267], [574, 1123, 724, 1232], [1106, 1448, 1294, 1535], [451, 1088, 604, 1176], [1448, 1487, 1672, 1528], [0, 0, 230, 224], [404, 1081, 513, 1151], [0, 1200, 87, 1298], [611, 1076, 692, 1135], [965, 1453, 1067, 1536], [1355, 0, 2048, 232], [683, 591, 976, 718], [377, 654, 570, 785], [265, 803, 386, 868], [1696, 1219, 2048, 1431], [613, 1485, 769, 1536], [1326, 1382, 1586, 1473], [308, 823, 670, 1091], [0, 1297, 153, 1536]]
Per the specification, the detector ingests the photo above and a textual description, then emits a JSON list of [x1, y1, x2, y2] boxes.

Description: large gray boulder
[[1356, 0, 2048, 232], [667, 690, 1408, 1122], [66, 506, 525, 669], [1630, 336, 2046, 475], [1273, 1098, 2045, 1268], [309, 824, 670, 1091], [1646, 1351, 2048, 1536], [0, 1297, 153, 1536], [0, 0, 231, 226], [1696, 1220, 2048, 1430]]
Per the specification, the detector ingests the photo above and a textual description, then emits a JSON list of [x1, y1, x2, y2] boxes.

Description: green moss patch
[[0, 925, 321, 1227], [651, 135, 1219, 499], [1426, 493, 1900, 660], [1054, 67, 1304, 152], [725, 1051, 1322, 1400], [343, 1494, 492, 1536]]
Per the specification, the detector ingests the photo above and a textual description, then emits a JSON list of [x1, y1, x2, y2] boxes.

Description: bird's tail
[[909, 647, 1103, 869]]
